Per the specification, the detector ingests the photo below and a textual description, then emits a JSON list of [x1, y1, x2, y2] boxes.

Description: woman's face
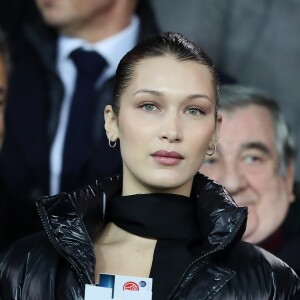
[[105, 55, 221, 196]]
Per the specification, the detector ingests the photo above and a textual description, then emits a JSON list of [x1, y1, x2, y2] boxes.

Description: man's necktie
[[62, 48, 107, 192]]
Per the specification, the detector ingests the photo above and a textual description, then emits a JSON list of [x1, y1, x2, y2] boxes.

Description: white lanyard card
[[85, 273, 152, 300]]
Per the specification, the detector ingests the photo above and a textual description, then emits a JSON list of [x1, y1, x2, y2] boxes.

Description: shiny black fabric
[[0, 173, 299, 299]]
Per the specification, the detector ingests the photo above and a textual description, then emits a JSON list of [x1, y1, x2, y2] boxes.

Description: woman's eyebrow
[[187, 94, 212, 102], [134, 89, 212, 102], [133, 89, 162, 96]]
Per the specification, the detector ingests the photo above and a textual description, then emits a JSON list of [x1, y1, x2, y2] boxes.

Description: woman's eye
[[140, 103, 158, 111], [186, 107, 203, 116]]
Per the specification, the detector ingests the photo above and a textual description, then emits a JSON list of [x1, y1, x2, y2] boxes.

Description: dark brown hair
[[113, 32, 219, 115]]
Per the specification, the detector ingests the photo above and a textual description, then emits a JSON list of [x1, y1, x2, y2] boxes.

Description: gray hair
[[219, 84, 296, 175], [0, 28, 10, 73]]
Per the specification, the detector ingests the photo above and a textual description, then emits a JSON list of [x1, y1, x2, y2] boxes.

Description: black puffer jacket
[[0, 173, 299, 299]]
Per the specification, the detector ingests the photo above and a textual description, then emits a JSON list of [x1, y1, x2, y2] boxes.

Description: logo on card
[[123, 281, 140, 291]]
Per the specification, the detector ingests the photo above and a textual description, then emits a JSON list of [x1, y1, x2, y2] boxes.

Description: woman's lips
[[151, 150, 184, 166]]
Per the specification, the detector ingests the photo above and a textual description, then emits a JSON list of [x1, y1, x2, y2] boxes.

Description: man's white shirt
[[50, 16, 140, 195]]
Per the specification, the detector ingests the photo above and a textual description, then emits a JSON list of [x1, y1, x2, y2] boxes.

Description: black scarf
[[106, 193, 204, 299]]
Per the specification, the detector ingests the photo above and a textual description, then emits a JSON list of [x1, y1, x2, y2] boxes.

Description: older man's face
[[35, 0, 114, 29], [200, 104, 294, 244], [35, 0, 136, 37], [0, 54, 7, 146]]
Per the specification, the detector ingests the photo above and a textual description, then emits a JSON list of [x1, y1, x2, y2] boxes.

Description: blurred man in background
[[151, 0, 300, 179], [0, 0, 160, 247], [200, 84, 300, 274]]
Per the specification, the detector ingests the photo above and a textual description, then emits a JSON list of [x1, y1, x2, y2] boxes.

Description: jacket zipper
[[167, 211, 247, 299]]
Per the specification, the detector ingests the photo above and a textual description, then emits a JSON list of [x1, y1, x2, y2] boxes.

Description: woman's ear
[[210, 113, 222, 147], [104, 105, 119, 141], [206, 114, 222, 156], [214, 113, 222, 141]]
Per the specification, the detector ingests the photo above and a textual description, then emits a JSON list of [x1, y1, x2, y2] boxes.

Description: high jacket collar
[[37, 172, 247, 286]]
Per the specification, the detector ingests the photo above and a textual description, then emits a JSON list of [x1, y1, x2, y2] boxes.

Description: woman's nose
[[159, 112, 183, 143]]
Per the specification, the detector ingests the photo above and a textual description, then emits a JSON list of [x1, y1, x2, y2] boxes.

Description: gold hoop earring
[[206, 144, 216, 156], [108, 137, 116, 148]]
